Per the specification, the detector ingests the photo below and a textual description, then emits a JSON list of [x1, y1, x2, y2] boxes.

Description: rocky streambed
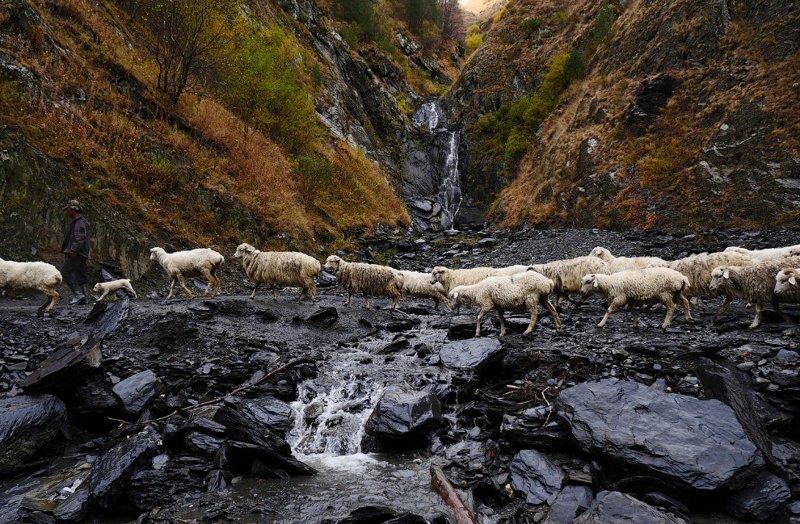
[[1, 228, 799, 523]]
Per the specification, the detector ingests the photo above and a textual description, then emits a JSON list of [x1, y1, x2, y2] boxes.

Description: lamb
[[588, 247, 668, 272], [775, 268, 800, 295], [448, 271, 560, 337], [430, 265, 530, 294], [710, 257, 800, 328], [324, 255, 404, 310], [398, 270, 452, 311], [580, 268, 693, 331], [149, 247, 224, 299], [92, 279, 137, 301], [529, 256, 610, 304], [234, 243, 320, 302], [661, 251, 755, 313], [724, 244, 800, 261], [0, 258, 62, 313]]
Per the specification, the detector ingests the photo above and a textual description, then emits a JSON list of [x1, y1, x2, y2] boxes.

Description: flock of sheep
[[2, 241, 800, 336]]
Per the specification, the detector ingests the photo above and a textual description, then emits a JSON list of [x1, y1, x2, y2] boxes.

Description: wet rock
[[543, 485, 593, 524], [725, 470, 791, 521], [75, 375, 118, 412], [219, 440, 315, 477], [325, 505, 427, 524], [383, 312, 420, 332], [215, 396, 293, 441], [558, 379, 761, 491], [305, 307, 338, 328], [446, 317, 479, 340], [438, 338, 503, 372], [0, 395, 66, 472], [56, 427, 161, 520], [185, 430, 225, 456], [112, 370, 160, 416], [574, 491, 687, 524], [127, 457, 208, 512], [500, 407, 569, 451], [205, 469, 228, 493], [22, 342, 102, 393], [509, 449, 564, 505], [362, 386, 443, 451]]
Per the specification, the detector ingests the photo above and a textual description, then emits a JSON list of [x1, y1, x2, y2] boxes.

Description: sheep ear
[[593, 279, 598, 288], [723, 270, 729, 279], [790, 276, 797, 286]]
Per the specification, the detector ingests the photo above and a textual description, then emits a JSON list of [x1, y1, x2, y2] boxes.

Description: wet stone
[[438, 338, 503, 372], [574, 491, 687, 524], [362, 386, 443, 451], [0, 395, 66, 473], [305, 307, 339, 328], [112, 370, 160, 416], [543, 485, 593, 524], [725, 470, 791, 522], [558, 379, 762, 492], [185, 430, 225, 456], [509, 449, 565, 505]]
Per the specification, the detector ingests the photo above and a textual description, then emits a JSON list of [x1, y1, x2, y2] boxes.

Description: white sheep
[[92, 279, 137, 301], [724, 244, 800, 261], [234, 243, 320, 302], [324, 255, 404, 310], [529, 256, 610, 304], [398, 270, 452, 311], [710, 257, 800, 328], [0, 258, 63, 313], [580, 268, 693, 331], [661, 251, 755, 313], [775, 268, 800, 295], [149, 247, 224, 299], [588, 246, 668, 272], [449, 271, 560, 337], [430, 265, 528, 293]]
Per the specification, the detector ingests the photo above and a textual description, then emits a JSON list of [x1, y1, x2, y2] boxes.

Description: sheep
[[661, 251, 756, 313], [0, 258, 62, 313], [448, 271, 560, 337], [710, 257, 800, 329], [724, 244, 800, 261], [149, 247, 224, 299], [775, 268, 800, 295], [324, 255, 404, 310], [234, 243, 320, 302], [92, 279, 137, 301], [398, 270, 452, 311], [430, 265, 529, 294], [580, 268, 693, 331], [588, 246, 669, 272], [529, 256, 611, 305]]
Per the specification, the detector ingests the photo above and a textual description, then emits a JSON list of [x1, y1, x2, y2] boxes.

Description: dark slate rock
[[509, 449, 564, 505], [22, 343, 102, 393], [305, 307, 338, 328], [324, 505, 427, 524], [574, 491, 687, 524], [500, 407, 570, 452], [215, 396, 294, 444], [439, 338, 503, 372], [543, 485, 594, 524], [220, 440, 315, 477], [127, 460, 206, 512], [362, 386, 442, 451], [185, 430, 225, 456], [558, 379, 762, 491], [0, 395, 66, 472], [112, 370, 160, 416], [75, 375, 118, 412], [725, 470, 791, 522]]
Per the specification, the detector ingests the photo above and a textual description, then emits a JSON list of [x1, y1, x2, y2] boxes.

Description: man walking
[[62, 199, 91, 305]]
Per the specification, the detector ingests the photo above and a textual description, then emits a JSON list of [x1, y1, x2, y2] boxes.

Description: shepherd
[[62, 199, 91, 305]]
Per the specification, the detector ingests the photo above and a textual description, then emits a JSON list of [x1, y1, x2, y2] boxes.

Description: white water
[[412, 101, 463, 231]]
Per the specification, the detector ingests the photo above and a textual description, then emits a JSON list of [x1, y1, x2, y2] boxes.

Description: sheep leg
[[598, 298, 623, 328], [127, 284, 138, 299], [772, 300, 792, 323], [363, 295, 370, 309], [309, 281, 317, 303], [390, 294, 399, 311], [679, 293, 694, 322], [97, 289, 109, 302], [272, 286, 278, 301], [497, 310, 506, 337], [749, 304, 763, 329], [523, 305, 539, 336], [177, 275, 194, 298], [166, 278, 176, 300], [628, 304, 639, 329], [661, 295, 676, 331], [541, 296, 561, 331], [39, 289, 60, 313], [250, 283, 260, 300], [344, 292, 351, 307], [200, 269, 214, 296], [475, 304, 492, 337], [716, 296, 733, 317]]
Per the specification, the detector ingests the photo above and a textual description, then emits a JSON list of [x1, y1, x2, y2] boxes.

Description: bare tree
[[438, 0, 462, 41]]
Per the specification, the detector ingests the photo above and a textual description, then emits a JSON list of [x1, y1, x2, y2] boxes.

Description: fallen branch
[[430, 464, 478, 524], [115, 357, 313, 427]]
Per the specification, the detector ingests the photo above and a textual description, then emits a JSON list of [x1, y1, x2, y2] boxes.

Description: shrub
[[521, 17, 542, 35], [465, 32, 483, 55], [334, 0, 377, 42]]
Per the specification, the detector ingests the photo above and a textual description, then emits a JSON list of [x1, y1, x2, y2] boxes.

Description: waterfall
[[411, 101, 463, 231]]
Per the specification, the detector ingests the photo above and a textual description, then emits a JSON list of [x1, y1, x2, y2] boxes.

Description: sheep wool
[[150, 247, 224, 299], [724, 244, 800, 261], [529, 255, 610, 304], [580, 267, 692, 331], [398, 270, 452, 311], [710, 256, 800, 328], [92, 279, 137, 301], [324, 255, 404, 310], [589, 247, 668, 272], [0, 258, 63, 313], [234, 243, 320, 302]]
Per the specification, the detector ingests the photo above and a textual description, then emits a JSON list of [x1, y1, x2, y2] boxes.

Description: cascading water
[[412, 100, 463, 231]]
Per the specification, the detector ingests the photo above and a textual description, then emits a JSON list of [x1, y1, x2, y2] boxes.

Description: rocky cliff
[[447, 0, 800, 230]]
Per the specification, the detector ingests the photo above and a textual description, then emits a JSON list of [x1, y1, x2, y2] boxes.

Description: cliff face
[[447, 0, 800, 230]]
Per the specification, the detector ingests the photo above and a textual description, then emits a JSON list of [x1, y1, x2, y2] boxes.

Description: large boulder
[[0, 394, 66, 473], [237, 396, 294, 436], [508, 449, 564, 505], [558, 380, 762, 492], [725, 471, 791, 521], [438, 338, 503, 373], [574, 491, 687, 524], [362, 386, 443, 451], [112, 370, 160, 416]]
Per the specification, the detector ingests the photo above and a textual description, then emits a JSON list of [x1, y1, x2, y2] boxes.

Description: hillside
[[0, 0, 466, 275], [447, 0, 800, 230]]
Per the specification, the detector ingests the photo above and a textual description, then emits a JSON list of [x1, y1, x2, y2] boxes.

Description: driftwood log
[[430, 464, 478, 524]]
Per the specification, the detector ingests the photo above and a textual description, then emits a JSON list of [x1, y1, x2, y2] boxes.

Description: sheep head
[[580, 274, 599, 294], [149, 247, 165, 261], [234, 243, 256, 259], [324, 255, 342, 272], [589, 247, 613, 261], [92, 283, 102, 292], [430, 266, 449, 286], [775, 268, 799, 295], [709, 267, 731, 292]]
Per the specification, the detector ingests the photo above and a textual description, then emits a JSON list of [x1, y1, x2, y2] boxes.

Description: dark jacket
[[62, 215, 90, 258]]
